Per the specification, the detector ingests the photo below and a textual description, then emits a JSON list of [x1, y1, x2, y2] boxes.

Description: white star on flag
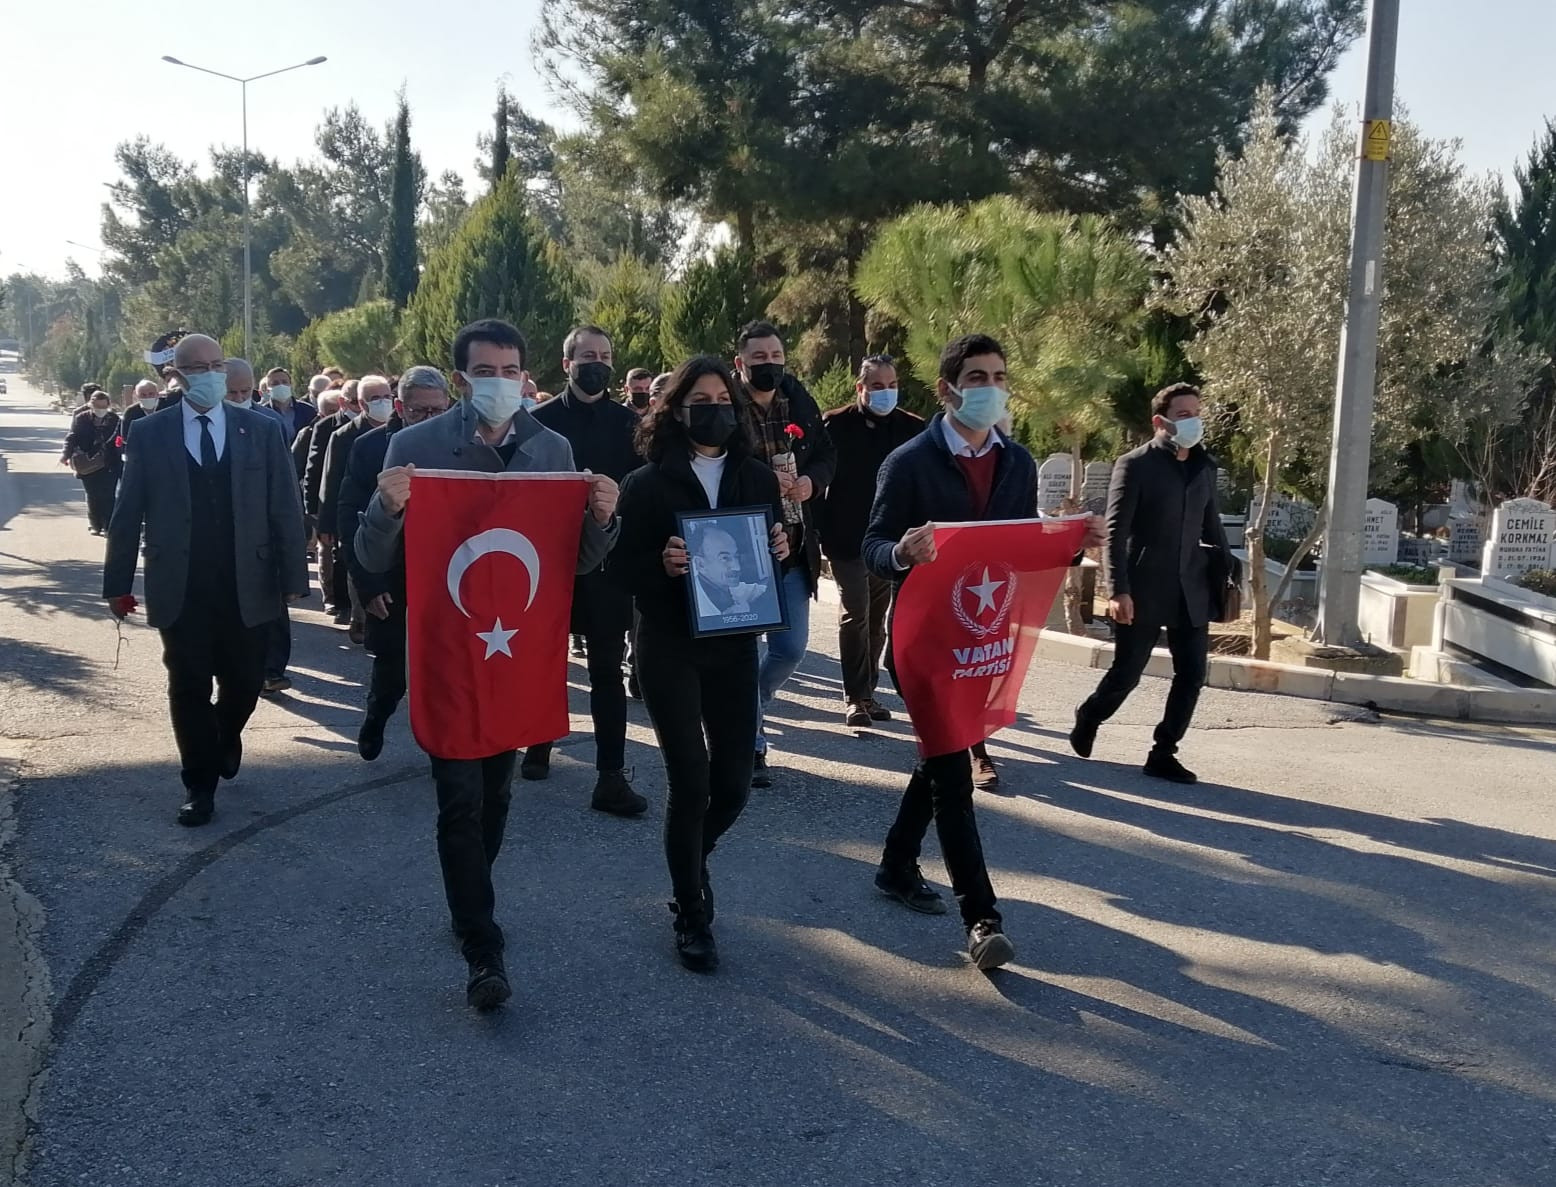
[[476, 618, 517, 659], [966, 568, 1006, 615]]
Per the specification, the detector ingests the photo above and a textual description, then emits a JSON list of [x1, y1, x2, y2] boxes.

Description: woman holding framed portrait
[[613, 356, 789, 972]]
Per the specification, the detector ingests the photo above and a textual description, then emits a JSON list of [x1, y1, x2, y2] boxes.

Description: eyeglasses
[[178, 361, 226, 374], [403, 404, 448, 423]]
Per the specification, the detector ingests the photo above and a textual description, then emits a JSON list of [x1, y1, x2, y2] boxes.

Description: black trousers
[[428, 751, 516, 962], [264, 607, 292, 681], [526, 625, 627, 773], [883, 750, 1000, 928], [832, 557, 892, 704], [81, 469, 118, 531], [1079, 618, 1210, 754], [637, 623, 758, 909], [332, 538, 350, 610], [159, 602, 269, 795], [364, 603, 407, 717]]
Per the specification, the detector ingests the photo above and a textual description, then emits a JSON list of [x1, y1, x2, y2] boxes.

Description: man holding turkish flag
[[863, 333, 1103, 972], [355, 319, 619, 1011]]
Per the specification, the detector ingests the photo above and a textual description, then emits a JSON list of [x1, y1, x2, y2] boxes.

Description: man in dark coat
[[524, 325, 646, 817], [321, 375, 394, 644], [120, 379, 176, 439], [733, 320, 837, 787], [102, 334, 309, 827], [1071, 382, 1233, 785], [818, 354, 923, 727], [341, 366, 452, 760], [863, 332, 1102, 972], [308, 380, 359, 620]]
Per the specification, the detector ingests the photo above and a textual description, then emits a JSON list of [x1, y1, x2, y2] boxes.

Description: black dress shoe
[[865, 699, 893, 722], [968, 920, 1016, 971], [1070, 711, 1099, 759], [520, 745, 551, 781], [670, 902, 717, 973], [1144, 751, 1197, 784], [358, 711, 387, 761], [466, 957, 512, 1010], [177, 793, 215, 827], [874, 862, 948, 914], [219, 735, 242, 781]]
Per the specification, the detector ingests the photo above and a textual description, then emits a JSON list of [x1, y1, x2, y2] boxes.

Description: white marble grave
[[1037, 453, 1073, 512], [1481, 498, 1555, 577], [1362, 498, 1400, 567]]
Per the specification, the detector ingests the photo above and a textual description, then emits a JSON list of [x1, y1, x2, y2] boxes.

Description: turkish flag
[[403, 471, 589, 759], [891, 517, 1089, 757]]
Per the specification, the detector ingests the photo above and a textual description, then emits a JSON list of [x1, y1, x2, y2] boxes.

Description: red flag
[[891, 517, 1089, 757], [403, 471, 588, 759]]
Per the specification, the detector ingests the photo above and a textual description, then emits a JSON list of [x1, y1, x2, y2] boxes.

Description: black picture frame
[[677, 505, 791, 639]]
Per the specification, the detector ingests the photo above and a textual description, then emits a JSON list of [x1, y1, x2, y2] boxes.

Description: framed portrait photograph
[[677, 505, 791, 639]]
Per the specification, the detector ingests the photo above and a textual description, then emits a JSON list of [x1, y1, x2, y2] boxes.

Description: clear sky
[[2, 0, 1553, 281]]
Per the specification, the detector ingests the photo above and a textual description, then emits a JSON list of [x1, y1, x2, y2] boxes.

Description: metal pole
[[242, 78, 252, 361], [1314, 0, 1400, 646]]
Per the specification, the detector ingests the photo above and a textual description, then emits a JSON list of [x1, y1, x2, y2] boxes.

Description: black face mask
[[746, 362, 783, 393], [629, 390, 650, 409], [684, 404, 738, 448], [572, 361, 613, 397]]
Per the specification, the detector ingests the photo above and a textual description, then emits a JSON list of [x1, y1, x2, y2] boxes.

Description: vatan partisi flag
[[890, 516, 1089, 757]]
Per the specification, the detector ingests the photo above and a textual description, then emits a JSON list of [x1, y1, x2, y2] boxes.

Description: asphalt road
[[3, 375, 1556, 1187]]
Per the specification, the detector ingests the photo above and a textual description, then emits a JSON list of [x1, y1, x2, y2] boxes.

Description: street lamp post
[[1314, 0, 1400, 647], [160, 53, 328, 360]]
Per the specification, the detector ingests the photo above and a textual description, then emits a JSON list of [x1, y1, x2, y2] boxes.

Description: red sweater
[[954, 450, 999, 519]]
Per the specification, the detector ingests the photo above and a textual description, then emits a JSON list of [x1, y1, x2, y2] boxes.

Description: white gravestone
[[1362, 498, 1400, 567], [1447, 515, 1485, 565], [1081, 461, 1110, 513], [1250, 492, 1315, 540], [1397, 534, 1446, 567], [1037, 453, 1073, 512], [1482, 499, 1556, 577]]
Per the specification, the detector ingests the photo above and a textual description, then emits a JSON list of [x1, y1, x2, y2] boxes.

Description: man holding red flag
[[355, 319, 619, 1012], [863, 333, 1102, 972]]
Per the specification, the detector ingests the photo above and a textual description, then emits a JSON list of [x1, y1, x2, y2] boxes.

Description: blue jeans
[[756, 566, 812, 755]]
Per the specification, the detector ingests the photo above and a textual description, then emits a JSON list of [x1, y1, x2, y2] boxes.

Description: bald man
[[120, 378, 172, 439], [103, 333, 309, 826]]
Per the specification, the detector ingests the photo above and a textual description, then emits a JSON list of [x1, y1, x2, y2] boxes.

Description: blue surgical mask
[[183, 371, 226, 410], [865, 388, 899, 416], [951, 384, 1008, 433], [1170, 416, 1204, 449], [462, 374, 526, 426]]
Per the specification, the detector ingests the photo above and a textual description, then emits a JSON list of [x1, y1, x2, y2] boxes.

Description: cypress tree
[[382, 93, 420, 309], [491, 89, 512, 188]]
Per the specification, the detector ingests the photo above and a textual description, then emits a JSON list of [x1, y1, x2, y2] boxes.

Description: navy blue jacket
[[862, 414, 1037, 583]]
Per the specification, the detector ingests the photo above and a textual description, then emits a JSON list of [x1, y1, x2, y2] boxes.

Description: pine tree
[[382, 93, 420, 309], [490, 89, 512, 189], [659, 247, 775, 365], [403, 171, 577, 388]]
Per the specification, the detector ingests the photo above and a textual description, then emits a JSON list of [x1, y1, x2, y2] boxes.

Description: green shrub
[[1373, 563, 1438, 586], [1514, 569, 1556, 597]]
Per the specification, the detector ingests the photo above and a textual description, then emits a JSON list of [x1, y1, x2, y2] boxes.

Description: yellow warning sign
[[1363, 119, 1392, 162]]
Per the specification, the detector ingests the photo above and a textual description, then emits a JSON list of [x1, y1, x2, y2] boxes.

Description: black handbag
[[1203, 545, 1243, 623]]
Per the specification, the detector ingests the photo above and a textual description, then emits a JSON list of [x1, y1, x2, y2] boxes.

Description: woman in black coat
[[59, 389, 123, 535], [613, 356, 788, 973]]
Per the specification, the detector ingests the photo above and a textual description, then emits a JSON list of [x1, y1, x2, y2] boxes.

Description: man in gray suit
[[104, 333, 309, 827], [1070, 383, 1233, 785], [357, 318, 619, 1012]]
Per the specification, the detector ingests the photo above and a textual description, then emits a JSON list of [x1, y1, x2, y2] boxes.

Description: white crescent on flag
[[445, 528, 542, 618]]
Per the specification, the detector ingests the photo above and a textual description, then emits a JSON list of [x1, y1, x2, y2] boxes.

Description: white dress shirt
[[182, 397, 227, 462], [941, 414, 1002, 458]]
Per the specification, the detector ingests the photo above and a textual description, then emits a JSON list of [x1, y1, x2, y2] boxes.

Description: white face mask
[[461, 373, 526, 427], [269, 384, 293, 404], [138, 397, 160, 412], [1169, 416, 1204, 449], [365, 398, 394, 424]]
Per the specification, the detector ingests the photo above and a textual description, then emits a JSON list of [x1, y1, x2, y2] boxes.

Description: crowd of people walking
[[65, 313, 1231, 1010]]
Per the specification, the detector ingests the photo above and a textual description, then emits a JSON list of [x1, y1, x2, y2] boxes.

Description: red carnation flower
[[784, 423, 804, 441]]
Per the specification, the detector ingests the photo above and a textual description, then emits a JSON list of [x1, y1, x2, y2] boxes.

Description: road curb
[[1036, 629, 1556, 725], [1, 741, 50, 1187]]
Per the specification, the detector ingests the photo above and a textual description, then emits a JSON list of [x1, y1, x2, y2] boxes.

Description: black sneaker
[[591, 770, 648, 817], [520, 745, 552, 782], [1070, 710, 1099, 759], [865, 699, 893, 722], [874, 863, 948, 915], [1144, 751, 1197, 784], [466, 957, 511, 1010], [845, 702, 873, 728], [670, 902, 718, 973], [751, 752, 771, 789], [968, 920, 1015, 971]]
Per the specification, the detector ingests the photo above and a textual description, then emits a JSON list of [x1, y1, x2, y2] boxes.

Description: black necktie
[[196, 414, 218, 468]]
